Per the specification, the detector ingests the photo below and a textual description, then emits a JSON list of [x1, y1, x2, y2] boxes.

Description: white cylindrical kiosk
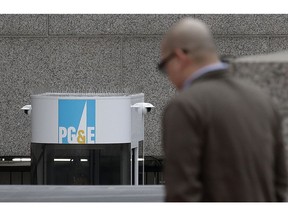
[[29, 93, 150, 185]]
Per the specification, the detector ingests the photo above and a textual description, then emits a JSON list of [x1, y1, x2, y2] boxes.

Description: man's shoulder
[[169, 75, 275, 114], [185, 74, 269, 99]]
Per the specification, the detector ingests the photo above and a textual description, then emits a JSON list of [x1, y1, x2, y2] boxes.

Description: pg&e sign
[[58, 99, 96, 144]]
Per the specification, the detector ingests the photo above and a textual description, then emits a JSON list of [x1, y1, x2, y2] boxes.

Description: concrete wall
[[1, 14, 288, 157], [231, 52, 288, 150]]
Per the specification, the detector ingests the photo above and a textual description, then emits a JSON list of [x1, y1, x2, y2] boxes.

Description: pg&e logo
[[58, 99, 96, 144]]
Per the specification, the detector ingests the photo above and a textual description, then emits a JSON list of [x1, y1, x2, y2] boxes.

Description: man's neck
[[180, 61, 228, 91], [182, 59, 221, 82]]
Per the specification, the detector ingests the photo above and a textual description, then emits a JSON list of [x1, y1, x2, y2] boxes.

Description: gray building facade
[[1, 14, 288, 161]]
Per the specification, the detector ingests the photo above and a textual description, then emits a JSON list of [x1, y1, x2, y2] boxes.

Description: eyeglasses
[[157, 53, 176, 73], [157, 49, 188, 73]]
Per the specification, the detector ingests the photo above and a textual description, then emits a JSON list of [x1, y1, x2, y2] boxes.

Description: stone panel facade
[[0, 14, 288, 156]]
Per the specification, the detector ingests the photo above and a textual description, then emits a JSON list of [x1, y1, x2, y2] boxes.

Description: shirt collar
[[182, 62, 229, 90]]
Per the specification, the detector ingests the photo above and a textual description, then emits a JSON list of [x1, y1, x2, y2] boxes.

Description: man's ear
[[174, 48, 188, 61], [174, 48, 190, 63]]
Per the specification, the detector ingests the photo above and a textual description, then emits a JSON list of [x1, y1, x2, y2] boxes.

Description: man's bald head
[[162, 18, 217, 61]]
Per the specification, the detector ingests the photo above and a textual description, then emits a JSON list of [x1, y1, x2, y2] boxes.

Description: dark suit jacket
[[163, 69, 288, 201]]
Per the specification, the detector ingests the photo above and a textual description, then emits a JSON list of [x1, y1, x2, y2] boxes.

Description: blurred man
[[160, 18, 288, 201]]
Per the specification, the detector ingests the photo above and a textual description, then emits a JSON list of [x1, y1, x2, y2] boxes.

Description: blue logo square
[[58, 99, 96, 144]]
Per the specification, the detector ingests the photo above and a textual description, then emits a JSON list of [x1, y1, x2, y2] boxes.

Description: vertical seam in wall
[[120, 35, 124, 90], [47, 14, 50, 36], [268, 35, 271, 53]]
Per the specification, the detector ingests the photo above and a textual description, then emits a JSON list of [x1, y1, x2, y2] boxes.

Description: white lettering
[[59, 126, 94, 144], [59, 127, 67, 143], [87, 127, 95, 143], [68, 127, 76, 143]]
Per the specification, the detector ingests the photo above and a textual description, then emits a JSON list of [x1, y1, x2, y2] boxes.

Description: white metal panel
[[130, 95, 144, 148], [31, 97, 58, 143], [31, 93, 145, 145], [95, 98, 132, 143]]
